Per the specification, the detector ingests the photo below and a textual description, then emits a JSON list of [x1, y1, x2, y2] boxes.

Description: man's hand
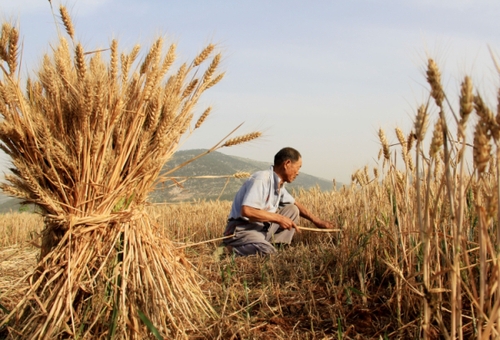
[[295, 201, 339, 231], [279, 216, 301, 233], [314, 220, 336, 230]]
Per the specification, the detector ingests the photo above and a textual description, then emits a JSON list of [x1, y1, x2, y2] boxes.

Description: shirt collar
[[270, 165, 284, 192]]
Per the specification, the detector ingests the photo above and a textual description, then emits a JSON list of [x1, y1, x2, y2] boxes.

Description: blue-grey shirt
[[228, 166, 295, 220]]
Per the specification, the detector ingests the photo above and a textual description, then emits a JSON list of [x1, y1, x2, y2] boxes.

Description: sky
[[2, 0, 500, 184]]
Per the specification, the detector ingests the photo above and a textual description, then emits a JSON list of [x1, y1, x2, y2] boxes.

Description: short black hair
[[274, 147, 301, 166]]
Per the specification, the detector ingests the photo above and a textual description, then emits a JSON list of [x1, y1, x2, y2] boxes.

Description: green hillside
[[149, 149, 336, 202], [0, 193, 35, 214]]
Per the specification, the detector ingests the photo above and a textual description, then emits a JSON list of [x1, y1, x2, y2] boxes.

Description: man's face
[[284, 158, 302, 183]]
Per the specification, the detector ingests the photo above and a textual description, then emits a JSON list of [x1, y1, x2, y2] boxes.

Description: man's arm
[[294, 201, 336, 229], [241, 205, 297, 230]]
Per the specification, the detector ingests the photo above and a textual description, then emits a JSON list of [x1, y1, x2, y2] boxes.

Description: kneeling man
[[223, 147, 335, 256]]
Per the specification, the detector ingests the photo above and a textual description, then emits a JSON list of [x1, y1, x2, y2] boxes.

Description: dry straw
[[0, 6, 260, 339]]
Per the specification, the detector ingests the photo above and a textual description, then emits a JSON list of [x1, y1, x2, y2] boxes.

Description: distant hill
[[149, 149, 336, 202], [0, 149, 337, 212], [0, 192, 30, 213]]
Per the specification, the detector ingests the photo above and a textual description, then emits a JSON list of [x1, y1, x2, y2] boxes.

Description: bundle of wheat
[[0, 6, 260, 339]]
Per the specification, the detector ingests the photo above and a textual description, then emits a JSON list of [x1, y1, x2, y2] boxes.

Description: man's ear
[[283, 159, 292, 169]]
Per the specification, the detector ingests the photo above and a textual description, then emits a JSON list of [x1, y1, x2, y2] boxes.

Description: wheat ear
[[195, 107, 211, 129], [6, 26, 19, 76], [473, 122, 491, 175], [0, 23, 10, 61], [378, 128, 390, 161], [458, 76, 473, 139], [59, 5, 75, 40], [193, 44, 214, 67], [429, 117, 444, 159], [415, 105, 429, 142], [426, 58, 444, 108], [222, 132, 261, 147]]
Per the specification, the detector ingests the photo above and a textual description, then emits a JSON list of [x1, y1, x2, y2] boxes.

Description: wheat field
[[1, 4, 500, 340], [1, 133, 500, 340]]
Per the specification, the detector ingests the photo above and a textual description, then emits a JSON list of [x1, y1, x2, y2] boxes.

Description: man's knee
[[233, 243, 276, 256], [267, 227, 295, 244], [279, 204, 299, 222]]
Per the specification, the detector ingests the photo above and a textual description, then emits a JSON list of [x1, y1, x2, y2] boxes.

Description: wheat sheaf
[[0, 6, 258, 339]]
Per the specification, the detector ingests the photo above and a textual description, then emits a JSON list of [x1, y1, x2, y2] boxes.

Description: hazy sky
[[2, 0, 500, 183]]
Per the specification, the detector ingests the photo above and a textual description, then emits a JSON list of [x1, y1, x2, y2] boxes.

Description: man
[[223, 147, 335, 256]]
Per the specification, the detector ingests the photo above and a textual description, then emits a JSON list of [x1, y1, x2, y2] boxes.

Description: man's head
[[274, 147, 302, 183]]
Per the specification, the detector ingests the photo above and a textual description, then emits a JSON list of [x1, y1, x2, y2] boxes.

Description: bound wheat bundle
[[0, 6, 258, 339]]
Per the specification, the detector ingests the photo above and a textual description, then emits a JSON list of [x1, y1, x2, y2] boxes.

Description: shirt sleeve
[[240, 177, 268, 210]]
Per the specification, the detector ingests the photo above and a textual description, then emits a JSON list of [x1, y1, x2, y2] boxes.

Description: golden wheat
[[222, 132, 262, 147], [202, 53, 221, 84], [429, 117, 443, 159], [0, 23, 10, 62], [426, 58, 444, 108], [473, 122, 491, 174], [59, 5, 75, 40], [205, 72, 225, 89], [458, 76, 473, 139], [193, 43, 215, 67], [6, 26, 18, 75], [195, 106, 211, 129], [414, 104, 429, 142], [378, 128, 390, 161], [0, 6, 259, 338]]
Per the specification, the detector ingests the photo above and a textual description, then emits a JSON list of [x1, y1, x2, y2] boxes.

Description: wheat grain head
[[426, 58, 444, 108], [378, 128, 390, 161], [193, 44, 215, 67], [429, 117, 443, 159], [222, 132, 262, 147], [458, 76, 473, 139], [59, 5, 75, 40], [414, 105, 429, 142], [473, 122, 491, 175]]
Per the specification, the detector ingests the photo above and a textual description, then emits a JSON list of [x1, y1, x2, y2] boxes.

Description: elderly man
[[223, 147, 335, 256]]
